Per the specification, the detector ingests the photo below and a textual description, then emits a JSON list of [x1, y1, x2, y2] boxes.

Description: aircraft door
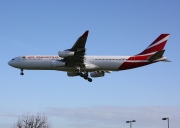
[[15, 57, 23, 68]]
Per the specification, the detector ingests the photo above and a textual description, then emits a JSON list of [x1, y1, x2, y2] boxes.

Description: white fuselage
[[7, 32, 169, 82], [8, 55, 130, 72]]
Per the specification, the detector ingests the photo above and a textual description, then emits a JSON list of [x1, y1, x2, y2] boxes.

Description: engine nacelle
[[67, 72, 78, 77], [51, 60, 65, 67], [90, 71, 105, 77], [58, 50, 74, 57]]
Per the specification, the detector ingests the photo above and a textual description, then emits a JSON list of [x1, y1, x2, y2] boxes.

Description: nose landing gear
[[20, 69, 24, 75]]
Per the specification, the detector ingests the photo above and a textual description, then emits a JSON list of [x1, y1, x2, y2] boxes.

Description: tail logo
[[138, 34, 169, 55]]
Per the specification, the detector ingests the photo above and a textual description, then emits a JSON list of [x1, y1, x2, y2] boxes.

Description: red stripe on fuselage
[[128, 55, 151, 60], [119, 55, 153, 70], [119, 61, 152, 70]]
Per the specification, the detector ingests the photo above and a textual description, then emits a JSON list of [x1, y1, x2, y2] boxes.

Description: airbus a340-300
[[8, 31, 170, 82]]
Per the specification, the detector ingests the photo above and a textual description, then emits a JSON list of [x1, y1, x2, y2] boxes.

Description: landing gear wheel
[[84, 72, 88, 77], [75, 69, 81, 75], [84, 77, 88, 80], [87, 78, 92, 82], [77, 71, 92, 82], [80, 73, 84, 77], [20, 69, 24, 76]]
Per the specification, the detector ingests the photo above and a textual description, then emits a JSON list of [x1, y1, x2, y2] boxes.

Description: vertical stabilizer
[[138, 34, 170, 55]]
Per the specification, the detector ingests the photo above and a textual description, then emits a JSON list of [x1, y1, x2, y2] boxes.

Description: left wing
[[63, 31, 89, 67]]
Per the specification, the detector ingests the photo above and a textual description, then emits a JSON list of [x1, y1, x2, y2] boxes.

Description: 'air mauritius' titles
[[23, 56, 60, 59]]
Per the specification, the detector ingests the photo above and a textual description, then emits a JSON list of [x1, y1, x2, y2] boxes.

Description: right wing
[[63, 31, 89, 67], [71, 31, 88, 51]]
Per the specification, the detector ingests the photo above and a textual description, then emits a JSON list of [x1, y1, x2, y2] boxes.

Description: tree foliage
[[12, 114, 51, 128]]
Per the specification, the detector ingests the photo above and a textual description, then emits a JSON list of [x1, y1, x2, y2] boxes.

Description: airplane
[[8, 31, 170, 82]]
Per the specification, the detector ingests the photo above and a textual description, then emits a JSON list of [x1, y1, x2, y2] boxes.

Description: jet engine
[[67, 72, 78, 77], [51, 60, 65, 67], [58, 50, 74, 57], [90, 71, 105, 77]]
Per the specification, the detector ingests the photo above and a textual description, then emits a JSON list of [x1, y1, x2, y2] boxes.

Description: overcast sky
[[0, 0, 180, 128]]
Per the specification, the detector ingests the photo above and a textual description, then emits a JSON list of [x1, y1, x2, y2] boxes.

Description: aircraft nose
[[8, 61, 12, 66]]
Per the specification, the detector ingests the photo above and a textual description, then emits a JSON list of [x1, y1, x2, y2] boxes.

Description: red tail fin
[[138, 34, 170, 55]]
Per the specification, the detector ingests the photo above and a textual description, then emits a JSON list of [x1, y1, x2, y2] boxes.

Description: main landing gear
[[20, 69, 24, 75], [75, 69, 92, 82]]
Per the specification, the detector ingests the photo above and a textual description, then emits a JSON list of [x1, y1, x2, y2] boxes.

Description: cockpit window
[[12, 58, 14, 60]]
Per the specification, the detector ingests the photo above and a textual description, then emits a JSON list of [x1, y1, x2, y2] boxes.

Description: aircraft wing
[[63, 31, 89, 67]]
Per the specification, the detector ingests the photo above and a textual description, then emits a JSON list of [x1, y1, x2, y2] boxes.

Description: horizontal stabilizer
[[148, 50, 165, 62], [160, 59, 171, 62], [155, 56, 171, 62]]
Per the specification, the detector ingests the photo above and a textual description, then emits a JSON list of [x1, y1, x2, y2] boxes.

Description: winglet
[[82, 30, 89, 37], [71, 30, 89, 50]]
